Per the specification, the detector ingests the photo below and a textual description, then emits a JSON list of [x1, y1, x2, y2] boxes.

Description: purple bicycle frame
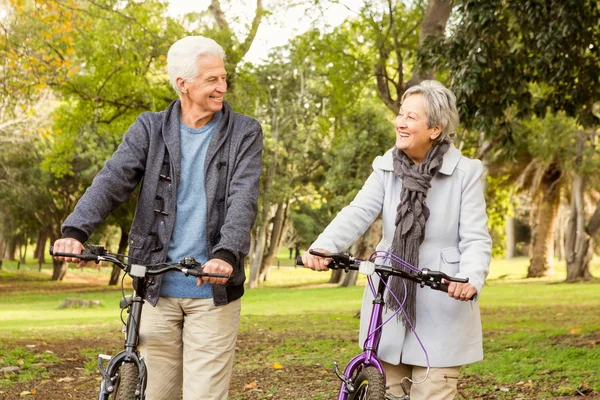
[[337, 276, 388, 400]]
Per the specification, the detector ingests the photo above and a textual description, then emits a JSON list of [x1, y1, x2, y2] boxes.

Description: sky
[[166, 0, 363, 64]]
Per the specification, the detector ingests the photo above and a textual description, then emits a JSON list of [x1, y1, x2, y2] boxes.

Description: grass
[[0, 255, 599, 399]]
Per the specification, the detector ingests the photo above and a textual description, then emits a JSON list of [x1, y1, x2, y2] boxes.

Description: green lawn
[[0, 256, 599, 399]]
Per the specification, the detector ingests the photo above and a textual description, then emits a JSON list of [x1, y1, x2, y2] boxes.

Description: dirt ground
[[1, 334, 598, 400], [1, 271, 598, 399]]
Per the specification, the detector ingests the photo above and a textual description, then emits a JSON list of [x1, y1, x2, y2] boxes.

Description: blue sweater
[[160, 112, 222, 298]]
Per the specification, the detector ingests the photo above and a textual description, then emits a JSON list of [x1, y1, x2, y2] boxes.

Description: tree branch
[[208, 0, 231, 31], [237, 0, 264, 59]]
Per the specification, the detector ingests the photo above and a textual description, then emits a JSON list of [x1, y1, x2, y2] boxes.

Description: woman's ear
[[430, 126, 442, 141]]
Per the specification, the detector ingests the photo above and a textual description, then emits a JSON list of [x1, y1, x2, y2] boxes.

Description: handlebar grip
[[441, 281, 476, 301], [49, 246, 98, 262], [295, 256, 304, 266], [184, 269, 229, 279]]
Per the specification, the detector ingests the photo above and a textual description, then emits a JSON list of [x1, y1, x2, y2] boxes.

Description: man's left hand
[[198, 258, 232, 286]]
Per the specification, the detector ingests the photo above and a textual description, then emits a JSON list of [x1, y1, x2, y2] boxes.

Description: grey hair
[[401, 80, 459, 144], [167, 36, 226, 97]]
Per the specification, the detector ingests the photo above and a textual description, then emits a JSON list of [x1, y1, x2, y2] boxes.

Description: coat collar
[[378, 144, 462, 176], [162, 100, 234, 182]]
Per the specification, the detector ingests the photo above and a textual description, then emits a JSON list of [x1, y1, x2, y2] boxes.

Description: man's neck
[[180, 100, 216, 129]]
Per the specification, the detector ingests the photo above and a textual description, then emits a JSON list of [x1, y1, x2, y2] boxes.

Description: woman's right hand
[[52, 238, 86, 267], [301, 248, 332, 271]]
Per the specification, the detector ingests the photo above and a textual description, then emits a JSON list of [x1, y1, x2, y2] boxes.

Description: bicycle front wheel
[[111, 362, 140, 400], [349, 366, 386, 400]]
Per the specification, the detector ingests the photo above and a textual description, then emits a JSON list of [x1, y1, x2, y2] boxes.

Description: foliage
[[485, 174, 512, 257], [431, 0, 600, 145]]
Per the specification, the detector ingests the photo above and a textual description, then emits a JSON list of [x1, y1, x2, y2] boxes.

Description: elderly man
[[52, 36, 263, 400]]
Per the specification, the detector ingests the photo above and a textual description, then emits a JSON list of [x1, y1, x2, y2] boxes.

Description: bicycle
[[297, 249, 473, 400], [49, 245, 229, 400]]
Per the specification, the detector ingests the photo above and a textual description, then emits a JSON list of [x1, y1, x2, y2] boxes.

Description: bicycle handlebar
[[297, 250, 472, 296], [49, 246, 229, 279]]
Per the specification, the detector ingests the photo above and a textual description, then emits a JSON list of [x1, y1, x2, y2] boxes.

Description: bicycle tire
[[111, 362, 140, 400], [349, 366, 386, 400]]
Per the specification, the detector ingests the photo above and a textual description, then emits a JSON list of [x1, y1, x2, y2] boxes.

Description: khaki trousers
[[382, 360, 461, 400], [139, 297, 241, 400]]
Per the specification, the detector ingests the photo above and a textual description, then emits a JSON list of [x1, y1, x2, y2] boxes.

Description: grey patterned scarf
[[388, 140, 450, 330]]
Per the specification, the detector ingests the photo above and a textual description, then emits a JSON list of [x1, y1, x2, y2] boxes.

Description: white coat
[[311, 145, 492, 367]]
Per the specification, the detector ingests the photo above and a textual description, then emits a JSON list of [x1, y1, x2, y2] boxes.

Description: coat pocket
[[128, 232, 146, 250], [439, 246, 461, 275]]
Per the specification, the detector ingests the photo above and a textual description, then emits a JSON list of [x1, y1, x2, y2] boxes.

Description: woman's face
[[394, 94, 441, 164]]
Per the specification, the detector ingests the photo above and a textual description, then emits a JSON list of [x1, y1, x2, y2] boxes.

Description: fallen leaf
[[17, 359, 25, 366], [243, 381, 258, 390], [272, 362, 285, 369], [570, 327, 581, 334], [19, 391, 31, 397], [57, 376, 75, 383]]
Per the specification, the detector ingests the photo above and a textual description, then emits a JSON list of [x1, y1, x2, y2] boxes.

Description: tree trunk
[[51, 258, 68, 280], [259, 201, 288, 282], [34, 231, 47, 263], [109, 228, 129, 285], [555, 203, 567, 262], [564, 130, 595, 281], [405, 0, 454, 89], [248, 223, 267, 288], [338, 219, 383, 287], [19, 239, 27, 264], [6, 237, 17, 261], [374, 0, 453, 113], [0, 230, 5, 270], [49, 230, 68, 281], [527, 163, 561, 277], [505, 215, 515, 259], [329, 269, 343, 284], [565, 173, 592, 281]]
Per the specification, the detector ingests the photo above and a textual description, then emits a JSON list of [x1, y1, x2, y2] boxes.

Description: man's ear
[[176, 77, 187, 94]]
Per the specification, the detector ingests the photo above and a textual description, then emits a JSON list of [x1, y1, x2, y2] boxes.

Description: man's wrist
[[61, 227, 88, 244], [213, 250, 236, 267]]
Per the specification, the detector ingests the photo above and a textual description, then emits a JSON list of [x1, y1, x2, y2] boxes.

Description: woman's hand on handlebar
[[198, 258, 232, 286], [52, 238, 87, 267], [446, 281, 477, 302], [301, 248, 331, 271]]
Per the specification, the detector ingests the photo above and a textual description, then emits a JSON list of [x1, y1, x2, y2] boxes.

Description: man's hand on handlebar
[[446, 281, 477, 302], [198, 258, 232, 286], [52, 238, 87, 268], [301, 248, 332, 272]]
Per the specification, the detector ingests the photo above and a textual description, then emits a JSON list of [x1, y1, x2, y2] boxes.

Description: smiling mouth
[[398, 133, 410, 138], [211, 96, 224, 102]]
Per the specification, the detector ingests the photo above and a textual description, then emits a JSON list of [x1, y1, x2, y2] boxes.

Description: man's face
[[182, 55, 227, 114]]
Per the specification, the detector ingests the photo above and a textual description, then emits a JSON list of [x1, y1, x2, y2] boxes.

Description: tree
[[436, 0, 600, 280]]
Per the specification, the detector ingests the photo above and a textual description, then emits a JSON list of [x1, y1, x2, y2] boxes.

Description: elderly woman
[[302, 80, 492, 399]]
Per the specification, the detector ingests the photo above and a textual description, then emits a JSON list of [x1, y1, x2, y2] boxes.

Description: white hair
[[167, 36, 226, 97], [402, 80, 459, 144]]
